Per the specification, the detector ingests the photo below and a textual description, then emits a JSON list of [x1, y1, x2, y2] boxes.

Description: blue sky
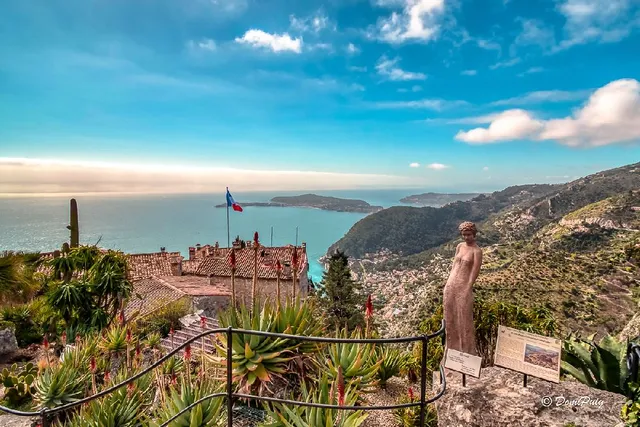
[[1, 0, 639, 193]]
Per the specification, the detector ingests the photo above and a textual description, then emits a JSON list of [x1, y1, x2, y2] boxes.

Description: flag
[[226, 189, 243, 212]]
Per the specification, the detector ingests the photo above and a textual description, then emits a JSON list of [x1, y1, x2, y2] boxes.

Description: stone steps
[[160, 315, 221, 357]]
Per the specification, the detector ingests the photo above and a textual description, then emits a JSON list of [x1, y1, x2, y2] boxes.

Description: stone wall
[[191, 295, 230, 318], [215, 271, 309, 305]]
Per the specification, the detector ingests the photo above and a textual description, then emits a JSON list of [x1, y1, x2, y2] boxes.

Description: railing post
[[227, 327, 233, 427], [40, 408, 49, 427], [419, 336, 428, 426]]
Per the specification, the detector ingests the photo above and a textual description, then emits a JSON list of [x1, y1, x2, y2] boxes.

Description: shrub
[[0, 304, 42, 347], [1, 362, 37, 407], [133, 298, 191, 338]]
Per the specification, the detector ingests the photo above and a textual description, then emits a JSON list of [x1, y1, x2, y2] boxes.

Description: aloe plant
[[150, 378, 225, 427], [33, 364, 89, 408], [261, 374, 367, 427], [321, 328, 382, 393], [392, 388, 438, 427], [561, 333, 637, 396], [1, 362, 37, 405], [213, 302, 297, 394], [376, 346, 408, 388]]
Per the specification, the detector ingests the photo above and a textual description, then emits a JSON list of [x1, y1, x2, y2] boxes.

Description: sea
[[0, 189, 432, 283]]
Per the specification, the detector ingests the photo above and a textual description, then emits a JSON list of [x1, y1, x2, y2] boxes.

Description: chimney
[[301, 242, 306, 252], [215, 241, 219, 249], [160, 247, 166, 253], [170, 256, 183, 276], [246, 240, 252, 248], [188, 247, 196, 261]]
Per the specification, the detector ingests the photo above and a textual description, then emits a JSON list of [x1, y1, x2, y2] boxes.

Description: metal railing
[[0, 321, 447, 426]]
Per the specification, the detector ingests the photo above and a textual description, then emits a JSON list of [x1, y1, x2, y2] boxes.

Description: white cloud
[[0, 157, 418, 194], [188, 38, 217, 51], [409, 162, 421, 167], [461, 70, 477, 76], [376, 56, 427, 81], [290, 10, 335, 33], [483, 166, 490, 171], [376, 98, 469, 110], [235, 30, 302, 53], [455, 78, 640, 147], [511, 19, 556, 54], [555, 0, 639, 50], [424, 113, 502, 124], [348, 65, 367, 72], [426, 163, 450, 170], [490, 89, 591, 106], [517, 66, 545, 77], [373, 0, 447, 44], [489, 57, 521, 70], [455, 109, 544, 144], [346, 43, 360, 54], [411, 85, 423, 92]]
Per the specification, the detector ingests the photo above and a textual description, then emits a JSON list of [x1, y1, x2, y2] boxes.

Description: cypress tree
[[319, 250, 365, 331]]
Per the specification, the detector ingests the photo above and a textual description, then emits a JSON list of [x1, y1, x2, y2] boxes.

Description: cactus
[[67, 198, 79, 248], [1, 362, 37, 405]]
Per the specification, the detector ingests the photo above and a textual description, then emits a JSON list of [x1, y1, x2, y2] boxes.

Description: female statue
[[443, 221, 483, 355]]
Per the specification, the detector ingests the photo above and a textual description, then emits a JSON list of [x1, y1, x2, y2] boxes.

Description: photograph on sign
[[444, 348, 482, 378], [493, 325, 561, 383]]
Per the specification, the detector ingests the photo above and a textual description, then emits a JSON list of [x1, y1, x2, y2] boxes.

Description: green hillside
[[329, 162, 640, 259]]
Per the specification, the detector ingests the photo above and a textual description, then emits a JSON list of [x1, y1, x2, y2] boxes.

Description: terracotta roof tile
[[195, 246, 307, 279], [124, 276, 186, 320], [182, 259, 201, 275], [127, 252, 181, 281], [156, 275, 231, 297]]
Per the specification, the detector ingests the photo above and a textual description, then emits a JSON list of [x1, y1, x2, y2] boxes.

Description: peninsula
[[400, 192, 483, 206], [215, 193, 384, 213]]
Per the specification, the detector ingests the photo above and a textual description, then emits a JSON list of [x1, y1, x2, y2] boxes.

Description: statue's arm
[[469, 249, 483, 286]]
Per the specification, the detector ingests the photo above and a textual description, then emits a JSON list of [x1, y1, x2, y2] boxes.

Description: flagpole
[[226, 187, 230, 248]]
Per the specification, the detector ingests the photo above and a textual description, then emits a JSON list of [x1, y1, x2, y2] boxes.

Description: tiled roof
[[195, 246, 307, 279], [127, 252, 181, 281], [124, 276, 186, 320], [156, 275, 231, 297], [182, 259, 202, 275]]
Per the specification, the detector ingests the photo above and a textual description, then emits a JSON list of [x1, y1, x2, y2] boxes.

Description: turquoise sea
[[0, 190, 425, 282]]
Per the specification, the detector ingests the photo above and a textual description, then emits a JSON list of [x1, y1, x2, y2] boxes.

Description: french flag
[[226, 188, 243, 212]]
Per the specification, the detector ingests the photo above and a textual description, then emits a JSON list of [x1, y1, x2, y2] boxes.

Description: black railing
[[0, 321, 446, 426]]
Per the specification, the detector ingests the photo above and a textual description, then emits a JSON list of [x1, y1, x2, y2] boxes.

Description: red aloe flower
[[119, 310, 125, 325], [365, 295, 373, 319], [337, 366, 345, 407], [184, 344, 191, 361], [408, 387, 414, 401], [170, 326, 175, 336], [126, 329, 132, 343], [127, 382, 135, 395], [75, 334, 81, 345], [171, 373, 177, 385], [43, 337, 49, 350], [276, 260, 282, 272], [291, 248, 298, 267], [253, 232, 259, 245], [135, 345, 141, 358], [104, 371, 111, 383], [200, 316, 206, 329], [90, 356, 96, 373], [61, 331, 67, 345]]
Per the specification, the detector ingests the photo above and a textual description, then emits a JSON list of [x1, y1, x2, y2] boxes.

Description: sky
[[0, 0, 639, 193]]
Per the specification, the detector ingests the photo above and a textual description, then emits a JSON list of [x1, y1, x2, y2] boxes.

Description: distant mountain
[[328, 162, 640, 259], [400, 192, 483, 206], [215, 193, 383, 214]]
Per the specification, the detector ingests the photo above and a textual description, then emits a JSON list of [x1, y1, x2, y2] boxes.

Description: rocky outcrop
[[0, 415, 37, 427], [0, 328, 18, 355], [619, 310, 640, 342], [559, 217, 629, 230], [433, 367, 625, 427]]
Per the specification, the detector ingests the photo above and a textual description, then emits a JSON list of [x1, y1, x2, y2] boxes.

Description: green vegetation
[[1, 362, 37, 407], [317, 250, 365, 331]]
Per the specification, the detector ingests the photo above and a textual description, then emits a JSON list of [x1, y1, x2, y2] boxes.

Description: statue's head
[[458, 221, 477, 244]]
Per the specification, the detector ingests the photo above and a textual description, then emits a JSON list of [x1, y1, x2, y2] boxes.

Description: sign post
[[444, 348, 482, 384]]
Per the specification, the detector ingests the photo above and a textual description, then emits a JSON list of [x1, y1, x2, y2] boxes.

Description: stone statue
[[443, 221, 483, 356]]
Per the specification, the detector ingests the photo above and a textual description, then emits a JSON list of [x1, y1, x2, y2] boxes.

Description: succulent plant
[[1, 362, 37, 405], [261, 373, 367, 427], [561, 333, 636, 396], [150, 378, 225, 427], [376, 346, 408, 388], [392, 388, 438, 427], [33, 364, 89, 408], [321, 328, 382, 394]]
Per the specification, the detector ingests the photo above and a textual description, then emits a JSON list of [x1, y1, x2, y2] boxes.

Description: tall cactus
[[67, 198, 79, 248]]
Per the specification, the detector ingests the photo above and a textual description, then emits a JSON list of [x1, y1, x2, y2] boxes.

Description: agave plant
[[561, 333, 637, 396], [376, 346, 408, 389], [321, 328, 382, 393], [61, 384, 147, 427], [33, 364, 89, 408], [273, 297, 324, 354], [100, 323, 131, 354], [150, 378, 226, 427], [213, 301, 299, 393], [261, 373, 367, 427]]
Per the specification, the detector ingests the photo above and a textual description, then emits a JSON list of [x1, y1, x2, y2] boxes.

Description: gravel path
[[361, 377, 420, 427]]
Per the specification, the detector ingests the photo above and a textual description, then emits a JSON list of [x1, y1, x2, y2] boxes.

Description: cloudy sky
[[1, 0, 639, 193]]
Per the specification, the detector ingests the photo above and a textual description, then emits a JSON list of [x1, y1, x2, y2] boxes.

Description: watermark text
[[541, 395, 604, 408]]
